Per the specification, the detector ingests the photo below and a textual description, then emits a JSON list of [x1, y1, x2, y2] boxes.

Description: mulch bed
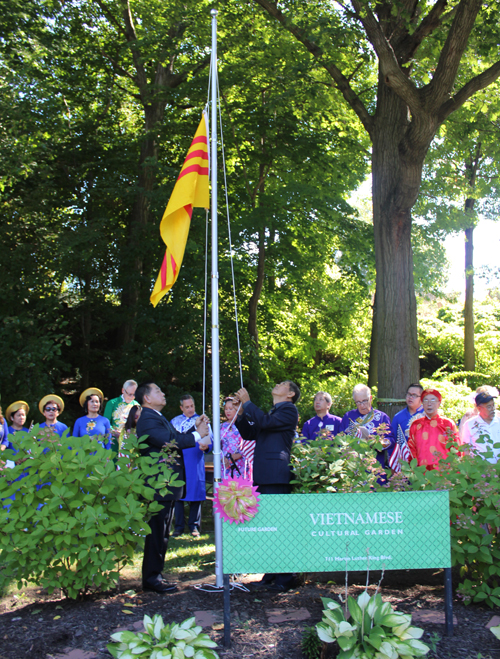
[[0, 569, 499, 659]]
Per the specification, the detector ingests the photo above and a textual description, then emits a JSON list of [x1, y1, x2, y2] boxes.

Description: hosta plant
[[107, 614, 219, 659], [491, 625, 500, 640], [316, 592, 429, 659]]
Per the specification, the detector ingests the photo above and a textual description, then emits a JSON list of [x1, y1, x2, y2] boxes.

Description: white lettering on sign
[[324, 554, 393, 562], [309, 511, 403, 526]]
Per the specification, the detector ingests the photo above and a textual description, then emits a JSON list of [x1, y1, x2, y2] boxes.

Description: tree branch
[[253, 0, 374, 136], [349, 0, 422, 113], [160, 56, 210, 91], [121, 0, 148, 94], [397, 0, 448, 63], [427, 0, 483, 108], [99, 48, 138, 86], [438, 60, 500, 122], [93, 0, 127, 37]]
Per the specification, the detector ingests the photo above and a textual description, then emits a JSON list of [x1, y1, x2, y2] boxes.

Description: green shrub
[[0, 428, 181, 598], [419, 377, 473, 422], [108, 614, 219, 659], [291, 430, 500, 609], [290, 430, 389, 494], [386, 445, 500, 608]]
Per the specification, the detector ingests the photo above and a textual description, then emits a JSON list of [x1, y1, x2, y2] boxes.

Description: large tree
[[217, 5, 370, 382], [416, 88, 500, 373], [253, 0, 500, 399]]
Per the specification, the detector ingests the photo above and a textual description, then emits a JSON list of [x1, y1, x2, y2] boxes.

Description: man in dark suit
[[136, 382, 210, 593], [234, 380, 300, 591]]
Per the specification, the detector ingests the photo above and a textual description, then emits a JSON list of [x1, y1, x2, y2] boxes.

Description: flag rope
[[217, 74, 244, 390], [202, 208, 209, 415]]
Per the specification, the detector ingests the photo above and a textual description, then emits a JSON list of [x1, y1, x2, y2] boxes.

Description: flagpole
[[210, 7, 223, 590]]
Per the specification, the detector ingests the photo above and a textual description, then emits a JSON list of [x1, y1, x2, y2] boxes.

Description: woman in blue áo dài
[[39, 394, 69, 438], [73, 387, 112, 449], [6, 401, 30, 436]]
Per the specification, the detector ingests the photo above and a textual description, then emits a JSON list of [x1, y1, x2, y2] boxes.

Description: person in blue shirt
[[171, 394, 213, 538], [388, 383, 424, 471], [6, 401, 30, 435], [73, 387, 112, 449], [39, 394, 69, 438], [301, 391, 341, 441], [0, 406, 11, 452]]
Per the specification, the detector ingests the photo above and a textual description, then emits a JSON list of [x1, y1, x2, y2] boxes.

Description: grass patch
[[119, 531, 216, 582]]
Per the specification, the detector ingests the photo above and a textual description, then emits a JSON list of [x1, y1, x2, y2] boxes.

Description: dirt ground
[[0, 566, 499, 659]]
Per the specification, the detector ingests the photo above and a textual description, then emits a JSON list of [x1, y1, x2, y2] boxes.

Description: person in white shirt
[[462, 391, 500, 464]]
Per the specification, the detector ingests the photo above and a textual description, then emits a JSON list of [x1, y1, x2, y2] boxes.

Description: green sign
[[222, 491, 450, 573]]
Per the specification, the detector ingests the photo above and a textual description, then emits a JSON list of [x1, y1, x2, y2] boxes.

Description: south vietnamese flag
[[150, 113, 209, 307]]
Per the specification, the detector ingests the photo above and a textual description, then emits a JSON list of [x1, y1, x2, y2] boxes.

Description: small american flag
[[239, 439, 255, 463], [239, 439, 255, 480], [389, 425, 411, 472]]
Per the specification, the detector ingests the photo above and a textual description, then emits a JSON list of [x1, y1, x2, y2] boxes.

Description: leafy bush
[[292, 429, 500, 609], [290, 430, 388, 494], [418, 295, 500, 388], [316, 592, 429, 658], [419, 377, 473, 422], [0, 427, 181, 598], [387, 446, 500, 609], [108, 614, 219, 659]]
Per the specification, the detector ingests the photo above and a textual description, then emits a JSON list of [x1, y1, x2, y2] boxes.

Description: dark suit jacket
[[137, 407, 197, 501], [235, 401, 298, 485]]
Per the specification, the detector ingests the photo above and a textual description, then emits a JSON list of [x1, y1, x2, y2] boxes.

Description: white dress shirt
[[462, 415, 500, 463]]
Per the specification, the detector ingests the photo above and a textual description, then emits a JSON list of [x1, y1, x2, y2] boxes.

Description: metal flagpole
[[210, 8, 223, 591]]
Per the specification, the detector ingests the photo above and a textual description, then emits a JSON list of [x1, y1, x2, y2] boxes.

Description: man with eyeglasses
[[461, 391, 500, 463], [104, 379, 139, 452], [408, 388, 461, 469], [388, 384, 424, 472], [339, 384, 396, 474], [135, 382, 210, 593]]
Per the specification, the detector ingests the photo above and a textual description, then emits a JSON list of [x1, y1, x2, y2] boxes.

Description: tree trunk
[[80, 277, 92, 390], [119, 102, 165, 345], [367, 290, 378, 388], [310, 321, 321, 366], [371, 82, 426, 399], [80, 301, 92, 390], [463, 143, 480, 373], [246, 159, 269, 381], [248, 228, 266, 347], [464, 220, 475, 372]]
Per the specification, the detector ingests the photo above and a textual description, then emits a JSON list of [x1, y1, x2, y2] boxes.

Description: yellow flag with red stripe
[[150, 113, 209, 307]]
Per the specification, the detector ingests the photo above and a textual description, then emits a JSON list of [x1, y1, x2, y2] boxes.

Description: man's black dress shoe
[[143, 581, 178, 593], [252, 574, 275, 589], [265, 583, 287, 592]]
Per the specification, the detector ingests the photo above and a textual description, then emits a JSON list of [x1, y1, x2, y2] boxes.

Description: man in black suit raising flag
[[234, 380, 300, 591], [135, 382, 210, 593]]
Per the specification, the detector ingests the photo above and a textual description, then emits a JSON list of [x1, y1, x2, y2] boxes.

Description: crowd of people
[[1, 377, 498, 594]]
